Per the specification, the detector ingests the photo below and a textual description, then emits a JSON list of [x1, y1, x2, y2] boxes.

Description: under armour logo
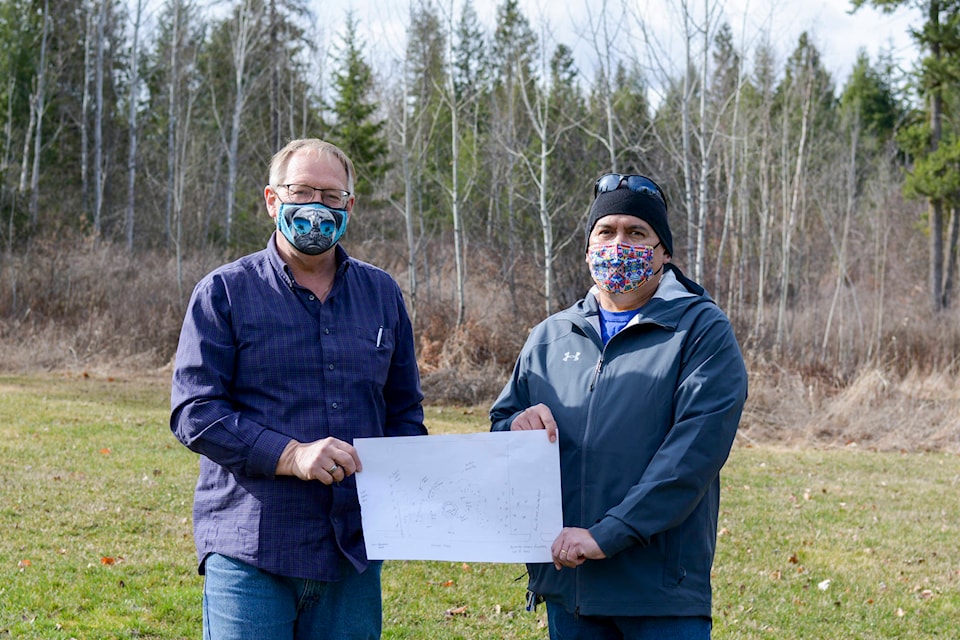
[[562, 351, 581, 362]]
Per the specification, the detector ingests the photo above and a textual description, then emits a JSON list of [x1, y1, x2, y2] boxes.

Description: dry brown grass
[[740, 362, 960, 453], [1, 238, 958, 452]]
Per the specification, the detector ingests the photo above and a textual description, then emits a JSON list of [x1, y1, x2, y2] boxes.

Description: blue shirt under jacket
[[170, 234, 426, 581]]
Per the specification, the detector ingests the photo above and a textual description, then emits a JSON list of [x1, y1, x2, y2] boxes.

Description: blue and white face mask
[[277, 202, 349, 255]]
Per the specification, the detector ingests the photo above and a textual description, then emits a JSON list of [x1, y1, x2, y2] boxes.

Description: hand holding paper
[[354, 430, 563, 563]]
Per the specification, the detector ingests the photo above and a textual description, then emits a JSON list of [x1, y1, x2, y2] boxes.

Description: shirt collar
[[266, 232, 351, 289]]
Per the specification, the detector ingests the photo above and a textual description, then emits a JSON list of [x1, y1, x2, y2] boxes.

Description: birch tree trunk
[[822, 118, 858, 359], [449, 53, 465, 328], [680, 7, 695, 268], [584, 0, 622, 170], [927, 2, 945, 312], [28, 0, 50, 227], [942, 205, 959, 307], [775, 67, 814, 352], [443, 4, 466, 328], [716, 54, 744, 300], [753, 97, 774, 339], [125, 0, 145, 252], [81, 8, 92, 217], [694, 0, 710, 281], [165, 1, 181, 248], [399, 69, 418, 326], [92, 0, 107, 237], [516, 66, 554, 316], [225, 0, 266, 245]]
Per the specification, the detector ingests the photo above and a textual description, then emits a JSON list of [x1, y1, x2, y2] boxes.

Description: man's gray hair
[[268, 139, 355, 193]]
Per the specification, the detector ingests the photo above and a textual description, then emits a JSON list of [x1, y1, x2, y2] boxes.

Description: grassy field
[[0, 372, 957, 639]]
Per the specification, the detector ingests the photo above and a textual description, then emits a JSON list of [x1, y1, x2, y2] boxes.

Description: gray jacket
[[490, 264, 747, 618]]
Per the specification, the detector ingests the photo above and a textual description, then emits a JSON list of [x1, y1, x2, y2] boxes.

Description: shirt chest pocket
[[339, 324, 394, 387]]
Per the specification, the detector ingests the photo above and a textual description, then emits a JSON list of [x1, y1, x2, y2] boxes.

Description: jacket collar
[[574, 264, 710, 335]]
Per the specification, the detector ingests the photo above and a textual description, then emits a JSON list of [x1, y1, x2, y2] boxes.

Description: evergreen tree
[[853, 0, 960, 310], [840, 50, 902, 142], [329, 12, 388, 199]]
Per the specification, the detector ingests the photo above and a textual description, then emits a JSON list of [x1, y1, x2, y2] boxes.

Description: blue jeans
[[202, 553, 383, 640], [547, 602, 711, 640]]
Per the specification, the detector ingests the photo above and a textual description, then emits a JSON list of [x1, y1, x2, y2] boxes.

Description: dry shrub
[[403, 243, 547, 405], [741, 362, 960, 453], [1, 236, 959, 452], [0, 238, 225, 372], [737, 357, 822, 446], [809, 366, 960, 452]]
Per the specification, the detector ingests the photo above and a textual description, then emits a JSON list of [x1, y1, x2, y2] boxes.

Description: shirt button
[[309, 295, 316, 301], [328, 364, 335, 370], [331, 402, 338, 409], [324, 328, 331, 335]]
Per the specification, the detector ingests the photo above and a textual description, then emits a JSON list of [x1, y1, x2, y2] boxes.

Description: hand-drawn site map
[[354, 430, 563, 562]]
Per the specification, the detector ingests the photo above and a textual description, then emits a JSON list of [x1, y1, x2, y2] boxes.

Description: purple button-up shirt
[[170, 235, 426, 581]]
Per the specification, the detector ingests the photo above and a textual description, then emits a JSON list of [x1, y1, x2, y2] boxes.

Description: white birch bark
[[27, 0, 50, 226], [92, 0, 107, 237], [224, 0, 267, 244], [125, 0, 145, 251], [774, 65, 814, 351]]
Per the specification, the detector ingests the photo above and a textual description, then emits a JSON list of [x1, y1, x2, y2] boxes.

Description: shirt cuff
[[246, 428, 293, 479]]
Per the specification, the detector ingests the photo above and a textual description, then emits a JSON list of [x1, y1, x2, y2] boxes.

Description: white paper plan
[[354, 430, 563, 563]]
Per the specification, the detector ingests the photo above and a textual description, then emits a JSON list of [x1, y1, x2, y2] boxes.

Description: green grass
[[1, 373, 958, 639]]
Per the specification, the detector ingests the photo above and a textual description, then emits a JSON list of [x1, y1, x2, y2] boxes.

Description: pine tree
[[329, 12, 388, 199]]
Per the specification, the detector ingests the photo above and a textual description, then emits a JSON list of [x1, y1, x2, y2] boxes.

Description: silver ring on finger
[[328, 464, 339, 474]]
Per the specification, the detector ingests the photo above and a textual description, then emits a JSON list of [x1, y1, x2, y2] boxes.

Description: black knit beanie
[[584, 187, 673, 256]]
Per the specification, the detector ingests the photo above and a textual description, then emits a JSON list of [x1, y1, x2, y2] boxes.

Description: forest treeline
[[1, 0, 959, 403]]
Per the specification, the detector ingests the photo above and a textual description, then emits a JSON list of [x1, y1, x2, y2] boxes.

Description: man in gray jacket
[[490, 173, 747, 640]]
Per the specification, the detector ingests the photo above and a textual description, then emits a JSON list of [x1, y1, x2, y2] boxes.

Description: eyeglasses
[[594, 174, 666, 206], [275, 183, 351, 209]]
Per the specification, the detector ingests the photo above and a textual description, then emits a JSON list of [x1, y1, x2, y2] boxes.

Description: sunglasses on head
[[594, 173, 666, 206]]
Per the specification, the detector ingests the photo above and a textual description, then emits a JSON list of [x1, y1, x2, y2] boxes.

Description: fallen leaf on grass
[[99, 448, 111, 455], [818, 579, 831, 591], [428, 579, 455, 587], [445, 605, 468, 618], [17, 559, 31, 569], [896, 607, 905, 617], [788, 553, 800, 564], [100, 556, 123, 565]]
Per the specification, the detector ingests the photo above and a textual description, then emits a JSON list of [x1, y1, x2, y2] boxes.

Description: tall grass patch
[[1, 373, 958, 639]]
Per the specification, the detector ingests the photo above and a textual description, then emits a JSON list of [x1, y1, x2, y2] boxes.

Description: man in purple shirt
[[171, 138, 426, 640]]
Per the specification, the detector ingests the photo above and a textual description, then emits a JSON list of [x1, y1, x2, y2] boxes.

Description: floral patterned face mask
[[588, 241, 660, 294]]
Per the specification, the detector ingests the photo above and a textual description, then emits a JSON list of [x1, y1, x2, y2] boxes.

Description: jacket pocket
[[662, 525, 686, 587]]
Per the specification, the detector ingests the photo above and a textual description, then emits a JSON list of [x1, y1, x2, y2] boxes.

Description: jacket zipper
[[577, 348, 605, 615], [589, 352, 604, 392]]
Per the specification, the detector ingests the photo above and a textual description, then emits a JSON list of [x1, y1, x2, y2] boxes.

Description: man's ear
[[264, 185, 280, 220]]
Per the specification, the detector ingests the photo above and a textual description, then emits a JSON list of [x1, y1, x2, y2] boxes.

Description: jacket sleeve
[[169, 275, 291, 479], [490, 332, 540, 431], [590, 307, 748, 557]]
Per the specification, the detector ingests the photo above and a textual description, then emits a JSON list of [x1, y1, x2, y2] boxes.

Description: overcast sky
[[309, 0, 920, 93]]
